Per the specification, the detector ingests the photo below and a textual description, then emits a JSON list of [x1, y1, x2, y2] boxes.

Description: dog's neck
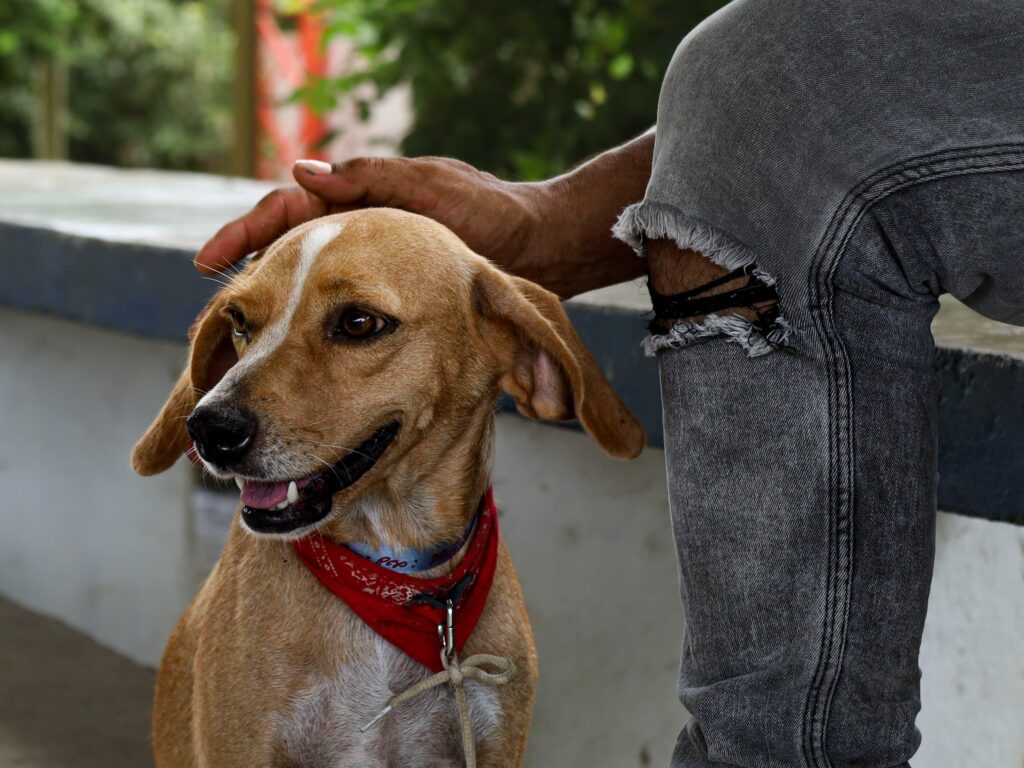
[[318, 399, 496, 557]]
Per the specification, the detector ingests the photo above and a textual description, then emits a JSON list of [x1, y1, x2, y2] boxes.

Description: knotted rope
[[361, 651, 517, 768]]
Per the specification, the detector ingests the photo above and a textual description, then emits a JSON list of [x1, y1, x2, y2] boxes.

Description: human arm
[[194, 132, 654, 299]]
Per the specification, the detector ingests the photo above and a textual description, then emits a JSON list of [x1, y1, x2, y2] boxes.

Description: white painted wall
[[0, 307, 195, 665], [916, 514, 1024, 768], [1, 307, 1021, 767]]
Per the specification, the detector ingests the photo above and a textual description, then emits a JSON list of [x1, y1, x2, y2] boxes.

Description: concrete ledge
[[936, 347, 1024, 524], [2, 160, 1022, 524], [0, 222, 209, 342]]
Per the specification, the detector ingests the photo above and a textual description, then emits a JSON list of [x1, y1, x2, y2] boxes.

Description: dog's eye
[[331, 308, 387, 340], [226, 308, 249, 340]]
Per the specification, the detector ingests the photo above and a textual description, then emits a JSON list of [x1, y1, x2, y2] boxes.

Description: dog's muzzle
[[187, 403, 257, 467]]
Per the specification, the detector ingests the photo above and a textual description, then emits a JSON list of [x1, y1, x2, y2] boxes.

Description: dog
[[131, 209, 644, 767]]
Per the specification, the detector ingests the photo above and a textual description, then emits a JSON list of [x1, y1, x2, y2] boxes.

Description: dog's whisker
[[293, 435, 376, 462], [292, 435, 361, 452], [307, 452, 343, 484], [202, 274, 236, 290], [196, 463, 213, 488], [296, 416, 334, 429]]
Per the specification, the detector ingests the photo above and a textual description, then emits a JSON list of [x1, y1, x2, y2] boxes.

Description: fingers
[[194, 187, 327, 274], [293, 156, 439, 213], [196, 156, 456, 275]]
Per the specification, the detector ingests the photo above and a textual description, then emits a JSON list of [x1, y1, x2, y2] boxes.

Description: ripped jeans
[[614, 1, 1024, 766]]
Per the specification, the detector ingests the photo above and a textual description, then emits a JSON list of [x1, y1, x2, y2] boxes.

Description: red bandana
[[292, 488, 500, 672]]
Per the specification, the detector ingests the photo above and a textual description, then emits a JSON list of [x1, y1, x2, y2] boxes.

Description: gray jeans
[[614, 2, 1024, 766]]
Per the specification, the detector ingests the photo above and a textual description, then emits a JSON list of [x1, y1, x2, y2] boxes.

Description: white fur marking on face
[[198, 221, 344, 411]]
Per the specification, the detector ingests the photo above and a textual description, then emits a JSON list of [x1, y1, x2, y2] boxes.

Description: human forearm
[[524, 131, 654, 297]]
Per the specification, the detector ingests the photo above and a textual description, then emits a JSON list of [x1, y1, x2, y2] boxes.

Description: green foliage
[[0, 0, 79, 157], [0, 0, 233, 171], [302, 0, 727, 180]]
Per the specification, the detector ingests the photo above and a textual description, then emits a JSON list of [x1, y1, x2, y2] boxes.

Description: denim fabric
[[614, 1, 1024, 766]]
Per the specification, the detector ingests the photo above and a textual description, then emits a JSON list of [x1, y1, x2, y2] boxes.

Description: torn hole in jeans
[[612, 201, 792, 357], [645, 264, 790, 357]]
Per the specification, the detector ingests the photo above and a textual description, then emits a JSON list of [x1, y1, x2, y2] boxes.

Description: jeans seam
[[800, 143, 1024, 768]]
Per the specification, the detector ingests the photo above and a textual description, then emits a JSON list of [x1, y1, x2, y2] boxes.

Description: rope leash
[[359, 599, 517, 768]]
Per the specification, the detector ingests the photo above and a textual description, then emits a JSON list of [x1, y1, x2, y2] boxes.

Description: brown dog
[[132, 209, 643, 767]]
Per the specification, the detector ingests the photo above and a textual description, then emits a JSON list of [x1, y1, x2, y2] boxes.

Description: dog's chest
[[274, 632, 501, 768]]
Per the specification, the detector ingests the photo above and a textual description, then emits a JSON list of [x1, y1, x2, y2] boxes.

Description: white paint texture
[[1, 307, 1022, 766], [0, 307, 195, 665], [915, 514, 1024, 768]]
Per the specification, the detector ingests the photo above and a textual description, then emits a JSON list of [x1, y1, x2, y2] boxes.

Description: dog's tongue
[[240, 480, 290, 509]]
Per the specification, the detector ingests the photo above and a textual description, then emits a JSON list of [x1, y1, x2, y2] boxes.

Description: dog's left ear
[[472, 264, 644, 459], [131, 294, 239, 476]]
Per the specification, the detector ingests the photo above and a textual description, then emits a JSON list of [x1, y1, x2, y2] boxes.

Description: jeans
[[614, 1, 1024, 765]]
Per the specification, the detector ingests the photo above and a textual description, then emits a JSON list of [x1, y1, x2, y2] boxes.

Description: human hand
[[195, 156, 551, 286], [197, 134, 652, 298]]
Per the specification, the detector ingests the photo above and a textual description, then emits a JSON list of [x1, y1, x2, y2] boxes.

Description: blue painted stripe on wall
[[1, 221, 1020, 525], [0, 223, 212, 343]]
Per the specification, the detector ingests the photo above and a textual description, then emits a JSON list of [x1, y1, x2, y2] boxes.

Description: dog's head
[[132, 210, 643, 538]]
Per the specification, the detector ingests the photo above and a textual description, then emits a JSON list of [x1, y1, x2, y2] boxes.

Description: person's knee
[[646, 238, 779, 332], [658, 0, 848, 123]]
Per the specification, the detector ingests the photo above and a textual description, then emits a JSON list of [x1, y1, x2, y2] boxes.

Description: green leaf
[[608, 52, 633, 79]]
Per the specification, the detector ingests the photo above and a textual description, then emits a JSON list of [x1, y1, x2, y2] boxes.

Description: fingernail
[[295, 159, 333, 176]]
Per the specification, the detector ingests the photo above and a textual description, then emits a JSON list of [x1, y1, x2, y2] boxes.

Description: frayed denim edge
[[642, 313, 793, 358], [613, 201, 775, 285], [613, 201, 792, 357]]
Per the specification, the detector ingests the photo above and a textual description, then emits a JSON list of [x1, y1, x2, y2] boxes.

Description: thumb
[[293, 157, 435, 212]]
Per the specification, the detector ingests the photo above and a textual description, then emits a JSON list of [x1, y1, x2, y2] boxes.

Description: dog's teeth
[[235, 476, 244, 490], [287, 481, 298, 504], [273, 500, 289, 511]]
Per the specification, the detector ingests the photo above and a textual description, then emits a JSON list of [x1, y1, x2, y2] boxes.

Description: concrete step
[[0, 596, 153, 768]]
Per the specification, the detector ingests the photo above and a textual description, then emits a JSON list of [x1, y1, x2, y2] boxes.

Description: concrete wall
[[916, 514, 1024, 768], [1, 306, 1022, 767], [0, 307, 195, 665]]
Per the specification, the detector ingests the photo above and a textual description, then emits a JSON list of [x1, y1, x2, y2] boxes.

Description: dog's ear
[[472, 264, 644, 459], [131, 294, 239, 476]]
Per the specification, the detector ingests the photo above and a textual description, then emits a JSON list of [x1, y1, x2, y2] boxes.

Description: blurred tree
[[299, 0, 728, 180], [0, 0, 233, 171], [0, 0, 76, 158]]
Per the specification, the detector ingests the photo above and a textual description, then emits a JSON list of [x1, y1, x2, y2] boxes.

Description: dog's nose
[[186, 404, 257, 466]]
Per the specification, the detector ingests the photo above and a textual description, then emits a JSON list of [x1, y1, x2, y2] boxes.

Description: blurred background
[[1, 2, 1023, 768], [1, 0, 724, 179]]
